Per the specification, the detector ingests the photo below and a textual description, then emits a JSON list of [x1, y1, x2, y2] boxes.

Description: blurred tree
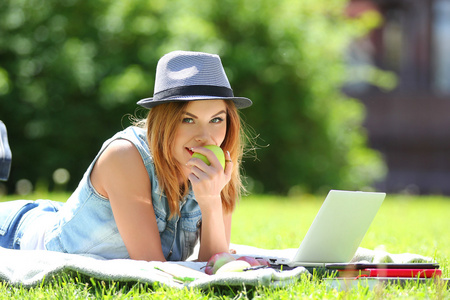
[[0, 0, 386, 195]]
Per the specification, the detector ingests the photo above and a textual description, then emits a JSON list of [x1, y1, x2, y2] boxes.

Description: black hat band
[[153, 85, 234, 101]]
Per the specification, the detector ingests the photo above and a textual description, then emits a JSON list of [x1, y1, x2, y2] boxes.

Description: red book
[[337, 268, 442, 278]]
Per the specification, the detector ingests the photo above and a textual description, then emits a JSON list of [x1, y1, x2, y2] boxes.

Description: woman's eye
[[182, 118, 194, 124], [211, 117, 224, 124]]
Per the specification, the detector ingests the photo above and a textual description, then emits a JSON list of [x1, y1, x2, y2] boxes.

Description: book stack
[[323, 262, 445, 291], [326, 262, 442, 279], [334, 267, 441, 279]]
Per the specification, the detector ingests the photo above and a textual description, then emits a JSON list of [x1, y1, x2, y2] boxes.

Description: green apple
[[192, 145, 225, 169], [215, 260, 251, 274]]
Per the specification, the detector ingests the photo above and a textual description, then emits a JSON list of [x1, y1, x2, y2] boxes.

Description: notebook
[[267, 190, 386, 268]]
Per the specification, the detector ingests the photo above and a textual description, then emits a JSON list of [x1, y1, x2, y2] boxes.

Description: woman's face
[[172, 100, 228, 179]]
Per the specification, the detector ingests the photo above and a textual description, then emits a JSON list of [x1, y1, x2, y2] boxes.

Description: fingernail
[[227, 150, 230, 157]]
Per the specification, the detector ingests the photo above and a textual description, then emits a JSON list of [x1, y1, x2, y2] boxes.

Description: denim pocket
[[153, 206, 167, 233], [0, 200, 36, 249], [0, 200, 34, 236]]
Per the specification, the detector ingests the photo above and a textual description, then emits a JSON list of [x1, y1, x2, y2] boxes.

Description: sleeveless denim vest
[[43, 126, 202, 260]]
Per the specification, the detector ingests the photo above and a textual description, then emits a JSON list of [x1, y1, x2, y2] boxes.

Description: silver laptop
[[269, 190, 386, 268]]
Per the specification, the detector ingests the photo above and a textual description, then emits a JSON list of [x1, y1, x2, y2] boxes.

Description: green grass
[[0, 192, 449, 299]]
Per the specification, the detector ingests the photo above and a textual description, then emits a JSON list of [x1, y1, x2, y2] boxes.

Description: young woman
[[0, 51, 252, 262]]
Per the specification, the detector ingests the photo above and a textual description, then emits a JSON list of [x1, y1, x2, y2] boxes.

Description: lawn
[[0, 192, 448, 299]]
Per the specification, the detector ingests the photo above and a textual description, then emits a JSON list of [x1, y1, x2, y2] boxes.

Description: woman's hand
[[186, 147, 232, 208]]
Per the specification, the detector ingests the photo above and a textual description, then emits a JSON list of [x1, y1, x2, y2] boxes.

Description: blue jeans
[[0, 200, 62, 249]]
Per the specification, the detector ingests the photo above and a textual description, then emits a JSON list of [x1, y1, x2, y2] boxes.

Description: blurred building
[[345, 0, 450, 194]]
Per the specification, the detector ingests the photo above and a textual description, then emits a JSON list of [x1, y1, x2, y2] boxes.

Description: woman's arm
[[195, 196, 230, 261], [90, 139, 166, 261], [187, 147, 234, 261]]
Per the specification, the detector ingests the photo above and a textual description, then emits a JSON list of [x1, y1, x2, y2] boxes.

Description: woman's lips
[[186, 147, 194, 156]]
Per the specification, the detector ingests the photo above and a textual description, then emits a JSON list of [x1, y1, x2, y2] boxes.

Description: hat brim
[[137, 96, 252, 109]]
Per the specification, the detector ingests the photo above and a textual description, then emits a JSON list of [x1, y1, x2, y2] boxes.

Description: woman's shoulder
[[94, 139, 143, 174], [113, 126, 151, 156], [91, 138, 151, 198], [103, 138, 139, 159], [94, 127, 151, 181]]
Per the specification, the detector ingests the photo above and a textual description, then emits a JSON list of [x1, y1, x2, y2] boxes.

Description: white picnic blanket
[[0, 244, 433, 289]]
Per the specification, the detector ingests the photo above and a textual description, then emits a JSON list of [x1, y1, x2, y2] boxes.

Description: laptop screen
[[291, 190, 385, 265]]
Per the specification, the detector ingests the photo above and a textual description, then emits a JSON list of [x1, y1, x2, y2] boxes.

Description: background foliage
[[0, 0, 386, 195]]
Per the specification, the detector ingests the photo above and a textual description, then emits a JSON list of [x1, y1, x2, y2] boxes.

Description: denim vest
[[43, 126, 202, 260]]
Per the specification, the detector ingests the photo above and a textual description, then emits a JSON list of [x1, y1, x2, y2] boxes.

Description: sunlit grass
[[0, 192, 449, 298]]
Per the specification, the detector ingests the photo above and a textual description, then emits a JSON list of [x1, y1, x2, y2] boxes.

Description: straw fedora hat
[[137, 51, 252, 109]]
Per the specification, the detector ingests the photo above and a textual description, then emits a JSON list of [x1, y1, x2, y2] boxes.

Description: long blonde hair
[[140, 100, 246, 219]]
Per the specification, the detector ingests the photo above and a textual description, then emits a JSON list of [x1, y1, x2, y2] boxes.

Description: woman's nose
[[194, 126, 213, 144]]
